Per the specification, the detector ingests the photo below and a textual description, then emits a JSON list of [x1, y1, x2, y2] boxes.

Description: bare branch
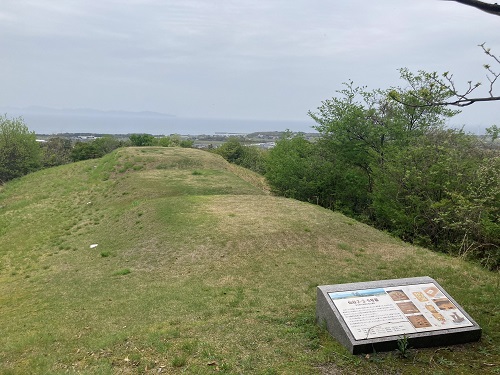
[[479, 43, 500, 96], [391, 94, 500, 108], [446, 0, 500, 16], [390, 44, 500, 108]]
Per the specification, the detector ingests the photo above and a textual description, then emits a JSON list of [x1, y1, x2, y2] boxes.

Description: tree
[[129, 134, 155, 146], [71, 136, 122, 162], [238, 145, 267, 174], [212, 137, 267, 174], [0, 115, 42, 183], [179, 139, 194, 148], [71, 141, 98, 161], [212, 137, 245, 164], [41, 137, 73, 167], [92, 135, 122, 155], [166, 134, 182, 147], [370, 129, 484, 239], [156, 136, 172, 147], [389, 44, 500, 107], [267, 76, 500, 268], [266, 135, 329, 202], [448, 0, 500, 16], [486, 124, 499, 142], [309, 80, 455, 205]]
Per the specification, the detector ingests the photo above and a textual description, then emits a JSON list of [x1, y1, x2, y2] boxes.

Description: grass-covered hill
[[0, 147, 498, 374]]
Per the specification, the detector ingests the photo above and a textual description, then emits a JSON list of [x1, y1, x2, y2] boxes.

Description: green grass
[[0, 147, 498, 374], [112, 268, 131, 276]]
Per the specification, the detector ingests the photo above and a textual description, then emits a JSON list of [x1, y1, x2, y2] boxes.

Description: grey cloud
[[1, 0, 499, 128]]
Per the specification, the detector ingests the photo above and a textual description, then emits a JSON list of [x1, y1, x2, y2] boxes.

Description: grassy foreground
[[0, 147, 498, 374]]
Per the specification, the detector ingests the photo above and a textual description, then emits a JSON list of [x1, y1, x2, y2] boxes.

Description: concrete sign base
[[316, 276, 481, 354]]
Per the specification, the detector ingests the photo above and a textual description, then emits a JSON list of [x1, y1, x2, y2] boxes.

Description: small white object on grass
[[90, 244, 98, 249]]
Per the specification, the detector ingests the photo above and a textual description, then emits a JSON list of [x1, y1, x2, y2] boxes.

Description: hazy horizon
[[1, 106, 319, 135], [1, 105, 491, 136]]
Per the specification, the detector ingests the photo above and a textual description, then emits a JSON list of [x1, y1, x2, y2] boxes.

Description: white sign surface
[[328, 283, 473, 340]]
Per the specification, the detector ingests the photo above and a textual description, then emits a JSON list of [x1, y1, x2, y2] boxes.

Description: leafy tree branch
[[389, 44, 500, 107]]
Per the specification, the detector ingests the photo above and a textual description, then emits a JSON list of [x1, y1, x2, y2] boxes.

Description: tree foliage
[[265, 76, 500, 269], [129, 134, 194, 148], [40, 137, 73, 167], [71, 136, 123, 162], [129, 133, 155, 146], [0, 115, 42, 183], [308, 79, 456, 212], [212, 137, 267, 174], [157, 134, 193, 148], [266, 135, 327, 202]]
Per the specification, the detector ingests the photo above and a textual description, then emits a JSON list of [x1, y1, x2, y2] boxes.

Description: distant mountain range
[[0, 106, 317, 135], [1, 106, 176, 118]]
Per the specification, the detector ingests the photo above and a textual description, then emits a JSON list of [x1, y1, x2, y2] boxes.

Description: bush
[[129, 134, 155, 146], [71, 136, 123, 162], [264, 77, 500, 269], [0, 115, 42, 183], [41, 137, 73, 167], [212, 137, 267, 174]]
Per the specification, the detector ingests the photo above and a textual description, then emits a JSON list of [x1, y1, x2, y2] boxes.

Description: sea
[[2, 107, 490, 136], [3, 110, 318, 136]]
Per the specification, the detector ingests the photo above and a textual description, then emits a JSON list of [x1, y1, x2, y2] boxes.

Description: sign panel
[[316, 277, 481, 354], [328, 282, 473, 340]]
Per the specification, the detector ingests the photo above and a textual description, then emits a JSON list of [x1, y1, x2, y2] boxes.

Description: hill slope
[[0, 147, 498, 374]]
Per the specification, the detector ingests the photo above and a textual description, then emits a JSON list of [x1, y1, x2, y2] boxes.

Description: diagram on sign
[[328, 283, 473, 340]]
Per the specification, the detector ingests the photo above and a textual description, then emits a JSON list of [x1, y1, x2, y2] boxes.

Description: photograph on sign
[[328, 283, 473, 341]]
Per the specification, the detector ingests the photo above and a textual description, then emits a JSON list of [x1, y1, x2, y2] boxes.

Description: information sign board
[[316, 277, 481, 354]]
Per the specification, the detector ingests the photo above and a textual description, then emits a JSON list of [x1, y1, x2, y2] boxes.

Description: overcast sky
[[1, 0, 499, 132]]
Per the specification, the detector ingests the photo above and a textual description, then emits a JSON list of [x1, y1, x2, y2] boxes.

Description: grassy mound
[[0, 147, 498, 374]]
